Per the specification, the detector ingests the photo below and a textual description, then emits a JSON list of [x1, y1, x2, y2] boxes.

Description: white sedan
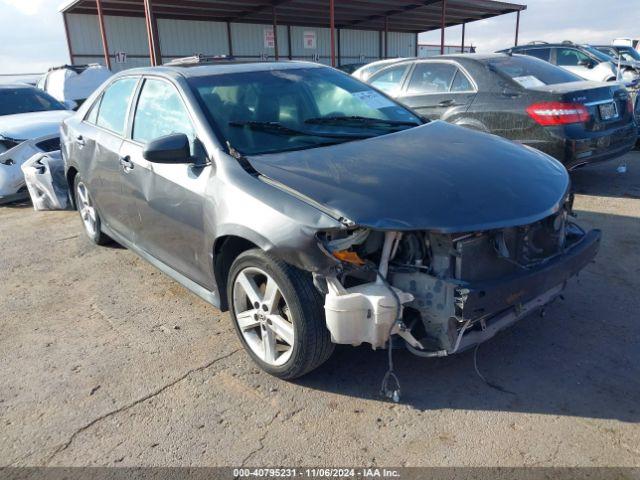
[[0, 85, 73, 203]]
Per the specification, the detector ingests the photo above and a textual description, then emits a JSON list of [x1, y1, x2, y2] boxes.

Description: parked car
[[37, 64, 112, 109], [352, 58, 410, 82], [592, 45, 640, 70], [62, 60, 600, 379], [0, 85, 73, 203], [365, 54, 637, 169], [498, 42, 628, 83], [337, 63, 367, 75]]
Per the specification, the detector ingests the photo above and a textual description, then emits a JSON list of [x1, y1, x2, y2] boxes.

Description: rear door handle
[[75, 135, 85, 147], [119, 156, 134, 171], [438, 99, 456, 107]]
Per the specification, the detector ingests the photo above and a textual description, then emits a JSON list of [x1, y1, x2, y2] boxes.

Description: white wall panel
[[339, 29, 380, 64], [158, 19, 229, 57], [385, 32, 416, 58], [230, 23, 289, 58]]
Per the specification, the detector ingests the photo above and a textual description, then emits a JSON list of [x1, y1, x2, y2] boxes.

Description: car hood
[[0, 110, 72, 140], [247, 121, 570, 233]]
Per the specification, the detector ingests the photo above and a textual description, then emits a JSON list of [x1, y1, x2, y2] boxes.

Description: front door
[[122, 77, 212, 288]]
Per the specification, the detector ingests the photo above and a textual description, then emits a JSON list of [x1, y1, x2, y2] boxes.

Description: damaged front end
[[0, 135, 61, 204], [317, 197, 600, 356]]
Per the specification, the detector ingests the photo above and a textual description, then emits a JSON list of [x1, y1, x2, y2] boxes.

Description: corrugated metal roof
[[60, 0, 526, 34]]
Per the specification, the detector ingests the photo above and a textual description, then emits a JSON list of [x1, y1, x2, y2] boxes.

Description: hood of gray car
[[248, 121, 570, 233]]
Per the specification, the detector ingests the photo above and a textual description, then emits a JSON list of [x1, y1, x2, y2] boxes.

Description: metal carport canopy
[[59, 0, 526, 68]]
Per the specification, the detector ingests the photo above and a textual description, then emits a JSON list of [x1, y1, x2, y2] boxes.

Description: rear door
[[119, 76, 211, 287], [396, 61, 477, 120], [84, 77, 140, 237]]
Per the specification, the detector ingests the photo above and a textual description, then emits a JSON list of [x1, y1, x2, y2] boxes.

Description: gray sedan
[[61, 60, 600, 380]]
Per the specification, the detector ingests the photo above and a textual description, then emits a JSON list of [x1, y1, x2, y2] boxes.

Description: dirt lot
[[1, 152, 639, 467]]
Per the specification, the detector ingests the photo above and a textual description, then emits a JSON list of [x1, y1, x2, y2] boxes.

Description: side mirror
[[143, 133, 191, 164], [578, 59, 594, 69]]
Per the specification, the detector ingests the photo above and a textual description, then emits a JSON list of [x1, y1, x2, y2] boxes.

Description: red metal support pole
[[461, 22, 465, 53], [143, 0, 161, 66], [440, 0, 446, 55], [514, 10, 520, 46], [273, 5, 279, 61], [329, 0, 336, 67], [95, 0, 111, 70]]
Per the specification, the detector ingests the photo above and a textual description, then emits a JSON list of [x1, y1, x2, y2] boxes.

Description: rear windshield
[[486, 55, 582, 87], [0, 87, 67, 116], [189, 67, 422, 156]]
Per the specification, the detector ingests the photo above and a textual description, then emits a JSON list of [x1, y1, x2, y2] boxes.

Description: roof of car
[[118, 60, 326, 80], [0, 83, 36, 90]]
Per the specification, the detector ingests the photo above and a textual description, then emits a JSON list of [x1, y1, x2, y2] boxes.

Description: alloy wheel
[[76, 181, 97, 238], [232, 267, 295, 367]]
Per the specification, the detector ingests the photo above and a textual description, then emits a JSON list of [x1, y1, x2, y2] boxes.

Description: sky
[[0, 0, 638, 75]]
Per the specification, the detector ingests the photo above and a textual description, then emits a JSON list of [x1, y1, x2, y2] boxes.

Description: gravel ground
[[1, 152, 639, 467]]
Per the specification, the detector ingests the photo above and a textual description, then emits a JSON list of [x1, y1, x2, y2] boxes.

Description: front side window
[[556, 48, 591, 67], [0, 87, 66, 116], [369, 64, 410, 93], [189, 67, 421, 156], [406, 63, 457, 94], [132, 79, 194, 144], [96, 77, 138, 136]]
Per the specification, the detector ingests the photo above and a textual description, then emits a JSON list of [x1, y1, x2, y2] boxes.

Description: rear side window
[[96, 78, 138, 136], [406, 63, 457, 94], [85, 95, 101, 124], [450, 69, 474, 92], [522, 48, 551, 62], [487, 55, 582, 86], [132, 79, 194, 144], [369, 64, 410, 93]]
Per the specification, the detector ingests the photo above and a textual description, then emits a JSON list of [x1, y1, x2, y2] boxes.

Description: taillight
[[526, 102, 591, 126], [627, 97, 634, 115]]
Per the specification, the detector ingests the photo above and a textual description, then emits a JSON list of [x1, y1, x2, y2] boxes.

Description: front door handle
[[438, 99, 456, 107], [119, 156, 134, 171], [75, 135, 85, 147]]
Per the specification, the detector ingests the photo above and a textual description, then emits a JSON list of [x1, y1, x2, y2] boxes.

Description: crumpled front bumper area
[[0, 136, 58, 201], [391, 229, 601, 353]]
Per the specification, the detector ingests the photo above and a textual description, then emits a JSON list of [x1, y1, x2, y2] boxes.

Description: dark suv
[[61, 60, 600, 379]]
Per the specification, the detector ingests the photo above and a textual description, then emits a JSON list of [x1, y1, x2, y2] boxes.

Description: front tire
[[227, 249, 334, 379], [74, 175, 111, 245]]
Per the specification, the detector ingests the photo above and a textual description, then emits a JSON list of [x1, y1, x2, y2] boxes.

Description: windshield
[[0, 87, 67, 116], [617, 46, 640, 62], [583, 46, 615, 62], [189, 67, 422, 155], [487, 55, 582, 87]]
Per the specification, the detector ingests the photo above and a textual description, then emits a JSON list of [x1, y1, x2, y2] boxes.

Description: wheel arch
[[213, 234, 263, 311]]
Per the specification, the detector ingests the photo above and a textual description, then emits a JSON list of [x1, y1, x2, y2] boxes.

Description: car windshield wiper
[[229, 121, 374, 139], [304, 115, 421, 127]]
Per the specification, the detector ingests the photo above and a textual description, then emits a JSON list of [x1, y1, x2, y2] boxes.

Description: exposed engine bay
[[317, 197, 601, 357]]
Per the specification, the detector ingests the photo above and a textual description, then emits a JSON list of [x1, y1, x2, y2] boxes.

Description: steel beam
[[95, 0, 112, 69]]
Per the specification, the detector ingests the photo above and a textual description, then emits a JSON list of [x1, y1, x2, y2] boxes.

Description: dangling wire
[[473, 343, 516, 396], [375, 270, 403, 403]]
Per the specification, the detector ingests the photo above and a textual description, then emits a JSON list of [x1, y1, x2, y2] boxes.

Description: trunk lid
[[529, 81, 632, 130]]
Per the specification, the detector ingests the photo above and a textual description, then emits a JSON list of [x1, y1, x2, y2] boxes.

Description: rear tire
[[73, 175, 111, 245], [227, 249, 334, 379]]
